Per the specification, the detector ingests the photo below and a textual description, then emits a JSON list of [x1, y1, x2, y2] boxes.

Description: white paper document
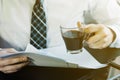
[[0, 44, 107, 69]]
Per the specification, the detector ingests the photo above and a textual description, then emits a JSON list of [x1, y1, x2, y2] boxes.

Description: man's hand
[[0, 48, 29, 73], [83, 24, 115, 49]]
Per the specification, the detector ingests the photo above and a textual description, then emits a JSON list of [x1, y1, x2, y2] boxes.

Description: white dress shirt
[[0, 0, 120, 51]]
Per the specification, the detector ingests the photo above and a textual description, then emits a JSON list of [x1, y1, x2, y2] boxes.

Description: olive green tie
[[30, 0, 47, 49]]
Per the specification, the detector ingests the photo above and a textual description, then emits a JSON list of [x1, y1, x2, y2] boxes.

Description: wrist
[[108, 27, 116, 43]]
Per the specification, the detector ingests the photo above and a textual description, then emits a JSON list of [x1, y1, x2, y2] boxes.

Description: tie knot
[[35, 0, 40, 4]]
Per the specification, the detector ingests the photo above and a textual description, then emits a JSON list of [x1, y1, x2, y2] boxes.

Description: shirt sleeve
[[107, 24, 120, 48]]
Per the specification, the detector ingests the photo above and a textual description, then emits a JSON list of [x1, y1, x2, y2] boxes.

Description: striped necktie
[[30, 0, 47, 49]]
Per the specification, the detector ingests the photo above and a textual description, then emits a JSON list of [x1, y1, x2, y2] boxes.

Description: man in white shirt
[[0, 0, 120, 79]]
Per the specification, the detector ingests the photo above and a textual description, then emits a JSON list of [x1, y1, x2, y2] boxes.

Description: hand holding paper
[[0, 48, 29, 73]]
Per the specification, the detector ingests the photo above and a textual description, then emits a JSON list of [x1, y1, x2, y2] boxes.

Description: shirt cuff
[[106, 24, 120, 48]]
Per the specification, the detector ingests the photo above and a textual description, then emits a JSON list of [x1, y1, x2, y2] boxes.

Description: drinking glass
[[60, 25, 84, 54]]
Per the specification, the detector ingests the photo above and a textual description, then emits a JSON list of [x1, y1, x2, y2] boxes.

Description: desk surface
[[1, 66, 110, 80], [85, 46, 120, 64]]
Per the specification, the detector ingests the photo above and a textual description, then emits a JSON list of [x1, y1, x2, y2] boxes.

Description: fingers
[[77, 21, 82, 28], [77, 21, 84, 32], [0, 56, 29, 73], [88, 37, 108, 49], [4, 48, 18, 53], [87, 32, 106, 43], [0, 62, 29, 74], [84, 24, 114, 49], [0, 56, 28, 66], [0, 48, 18, 54], [84, 24, 104, 33], [0, 48, 29, 73]]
